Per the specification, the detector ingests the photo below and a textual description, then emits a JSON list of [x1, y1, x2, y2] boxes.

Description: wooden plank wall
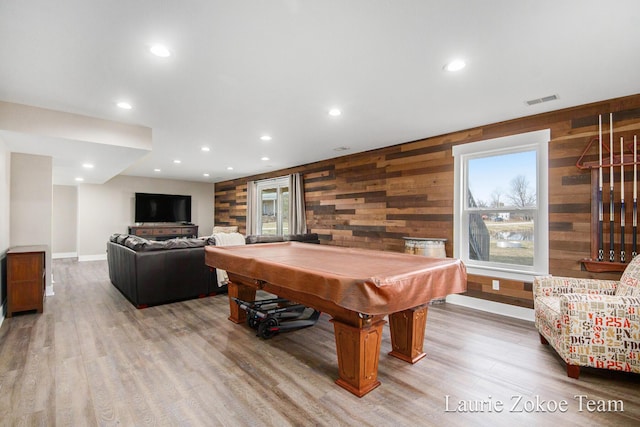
[[215, 93, 640, 308]]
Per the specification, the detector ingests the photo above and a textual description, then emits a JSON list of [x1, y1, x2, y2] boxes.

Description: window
[[255, 176, 289, 235], [453, 129, 549, 281]]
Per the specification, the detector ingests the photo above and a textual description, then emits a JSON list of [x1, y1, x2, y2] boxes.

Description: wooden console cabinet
[[128, 224, 198, 240], [7, 245, 46, 317]]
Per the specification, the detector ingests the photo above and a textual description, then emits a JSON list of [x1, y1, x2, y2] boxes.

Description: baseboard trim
[[78, 254, 107, 262], [445, 294, 534, 322], [53, 252, 77, 259]]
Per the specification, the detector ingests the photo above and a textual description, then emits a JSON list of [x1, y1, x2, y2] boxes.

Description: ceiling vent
[[526, 94, 559, 106]]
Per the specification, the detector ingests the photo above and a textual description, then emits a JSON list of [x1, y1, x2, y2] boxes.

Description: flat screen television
[[135, 192, 192, 223]]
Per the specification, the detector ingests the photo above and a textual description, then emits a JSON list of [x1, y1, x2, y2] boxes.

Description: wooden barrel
[[403, 237, 447, 258], [404, 238, 448, 305]]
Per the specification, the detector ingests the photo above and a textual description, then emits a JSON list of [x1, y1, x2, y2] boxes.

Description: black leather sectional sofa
[[107, 234, 216, 308], [107, 232, 319, 308]]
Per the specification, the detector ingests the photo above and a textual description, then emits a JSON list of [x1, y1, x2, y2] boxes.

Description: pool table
[[205, 242, 467, 397]]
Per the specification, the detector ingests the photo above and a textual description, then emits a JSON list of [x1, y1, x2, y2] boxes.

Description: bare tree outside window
[[507, 175, 536, 208], [491, 189, 504, 208]]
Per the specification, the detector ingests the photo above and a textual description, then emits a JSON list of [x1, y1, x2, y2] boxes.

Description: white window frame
[[452, 129, 550, 282], [255, 176, 289, 235]]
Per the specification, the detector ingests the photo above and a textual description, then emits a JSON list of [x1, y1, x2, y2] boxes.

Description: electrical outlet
[[492, 280, 500, 290]]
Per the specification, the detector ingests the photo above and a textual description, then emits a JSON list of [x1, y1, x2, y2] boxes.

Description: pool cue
[[634, 135, 638, 258], [620, 136, 626, 262], [610, 113, 615, 262], [598, 115, 604, 261]]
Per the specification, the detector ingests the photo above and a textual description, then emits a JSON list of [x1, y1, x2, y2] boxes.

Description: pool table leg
[[227, 281, 257, 324], [331, 318, 386, 397], [388, 305, 428, 364]]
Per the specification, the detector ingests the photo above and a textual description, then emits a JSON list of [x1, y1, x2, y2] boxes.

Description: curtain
[[288, 172, 307, 234], [245, 180, 258, 235]]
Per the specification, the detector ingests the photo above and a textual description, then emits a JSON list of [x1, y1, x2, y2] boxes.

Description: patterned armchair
[[533, 256, 640, 379]]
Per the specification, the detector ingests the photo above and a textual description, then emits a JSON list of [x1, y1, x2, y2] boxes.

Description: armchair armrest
[[533, 275, 618, 298]]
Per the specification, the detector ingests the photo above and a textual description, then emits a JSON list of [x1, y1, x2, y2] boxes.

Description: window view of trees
[[474, 175, 536, 209], [507, 175, 536, 208], [467, 153, 537, 266], [454, 129, 549, 277]]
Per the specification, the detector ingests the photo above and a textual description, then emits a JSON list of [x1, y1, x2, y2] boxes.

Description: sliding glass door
[[257, 177, 289, 235]]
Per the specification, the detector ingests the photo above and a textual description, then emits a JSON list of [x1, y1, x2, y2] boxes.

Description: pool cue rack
[[575, 115, 639, 273]]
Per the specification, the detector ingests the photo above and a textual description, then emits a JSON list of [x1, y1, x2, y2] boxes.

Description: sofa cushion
[[124, 236, 205, 252], [164, 238, 205, 249], [245, 235, 285, 244], [245, 233, 320, 244], [115, 234, 131, 245], [284, 233, 319, 243], [124, 235, 157, 251], [618, 255, 640, 296], [617, 276, 640, 296]]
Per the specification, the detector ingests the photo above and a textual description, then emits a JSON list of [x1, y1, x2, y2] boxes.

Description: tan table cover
[[205, 242, 467, 315]]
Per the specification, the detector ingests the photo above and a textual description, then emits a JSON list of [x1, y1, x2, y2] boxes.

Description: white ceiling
[[1, 0, 639, 185]]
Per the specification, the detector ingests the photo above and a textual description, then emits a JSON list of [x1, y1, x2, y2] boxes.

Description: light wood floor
[[1, 259, 639, 426]]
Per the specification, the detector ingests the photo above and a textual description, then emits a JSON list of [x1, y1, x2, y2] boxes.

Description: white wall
[[52, 185, 77, 257], [0, 135, 10, 318], [0, 137, 8, 249], [9, 152, 53, 293], [77, 175, 215, 259]]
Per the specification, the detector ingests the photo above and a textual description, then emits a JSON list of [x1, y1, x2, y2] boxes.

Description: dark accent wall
[[215, 93, 640, 308]]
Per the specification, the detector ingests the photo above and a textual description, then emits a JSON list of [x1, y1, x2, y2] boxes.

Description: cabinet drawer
[[154, 228, 181, 235], [7, 254, 42, 281], [9, 280, 43, 311], [128, 225, 197, 239]]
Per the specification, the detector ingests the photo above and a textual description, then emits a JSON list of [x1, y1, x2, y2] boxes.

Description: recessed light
[[201, 146, 210, 152], [75, 177, 84, 182], [328, 108, 342, 117], [203, 173, 210, 177], [173, 159, 181, 164], [261, 156, 270, 161], [154, 168, 161, 172], [444, 59, 466, 72], [226, 166, 234, 170], [82, 163, 94, 169], [333, 146, 350, 152], [150, 44, 171, 57], [117, 101, 132, 110], [260, 135, 272, 141]]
